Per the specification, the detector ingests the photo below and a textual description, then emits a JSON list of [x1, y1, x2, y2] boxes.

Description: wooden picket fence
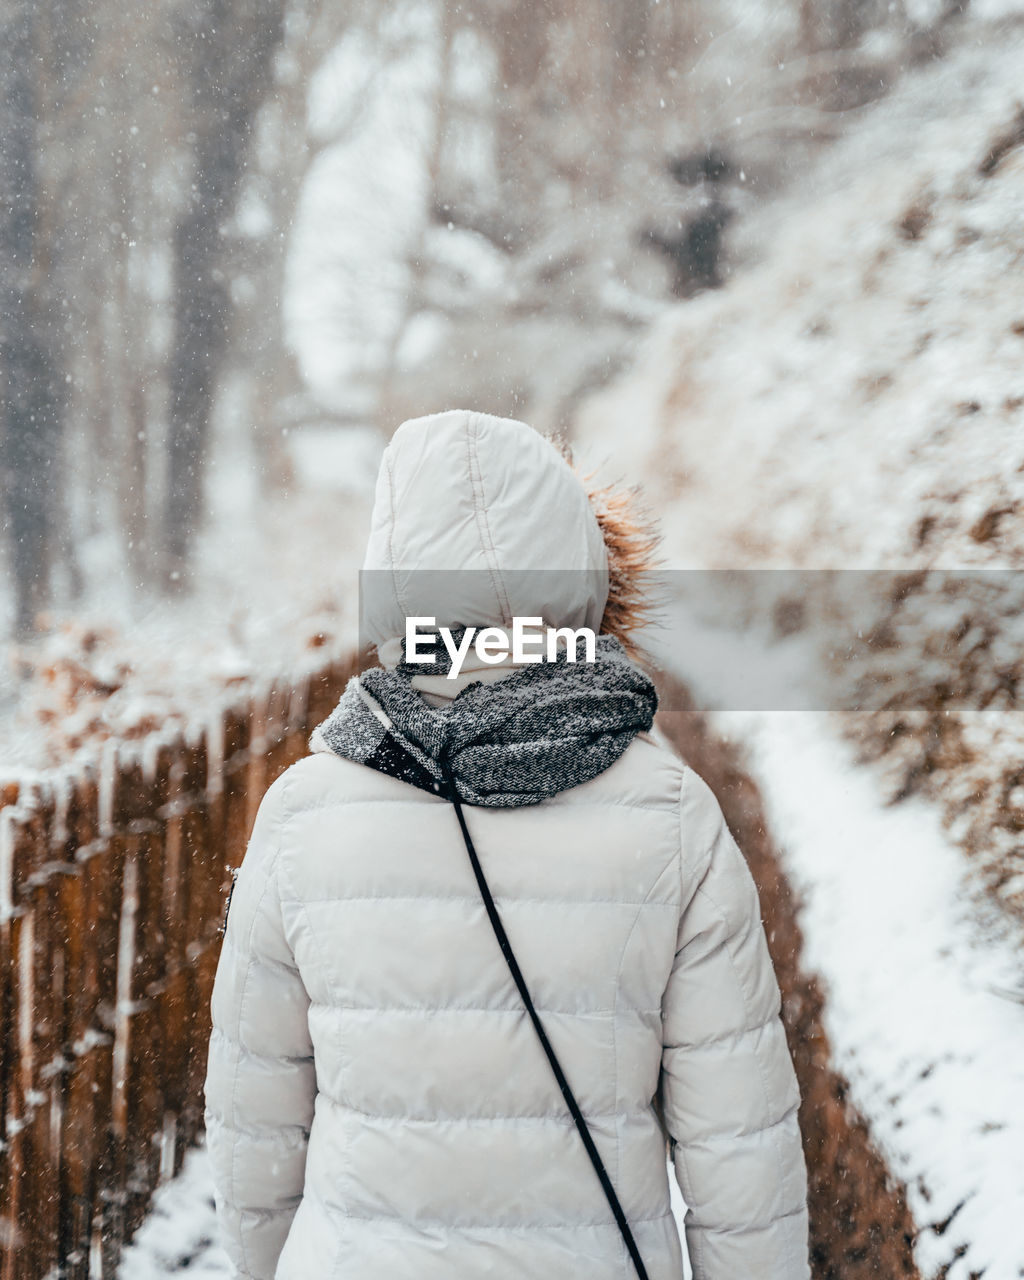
[[0, 651, 361, 1280]]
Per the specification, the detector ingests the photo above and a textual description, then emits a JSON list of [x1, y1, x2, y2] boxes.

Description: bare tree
[[0, 0, 66, 638], [0, 0, 312, 635], [163, 0, 286, 588], [228, 0, 355, 497]]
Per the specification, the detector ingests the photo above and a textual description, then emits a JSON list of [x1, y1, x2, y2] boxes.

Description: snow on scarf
[[311, 631, 658, 808]]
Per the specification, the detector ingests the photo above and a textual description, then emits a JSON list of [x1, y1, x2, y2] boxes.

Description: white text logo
[[405, 616, 596, 679]]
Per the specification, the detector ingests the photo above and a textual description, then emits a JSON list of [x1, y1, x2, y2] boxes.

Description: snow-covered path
[[644, 592, 1024, 1280], [116, 1142, 228, 1279], [716, 710, 1024, 1279]]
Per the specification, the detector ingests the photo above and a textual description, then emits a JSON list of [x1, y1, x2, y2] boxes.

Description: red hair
[[553, 437, 663, 658]]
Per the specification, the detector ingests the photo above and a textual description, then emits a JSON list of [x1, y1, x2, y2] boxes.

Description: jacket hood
[[361, 409, 609, 650]]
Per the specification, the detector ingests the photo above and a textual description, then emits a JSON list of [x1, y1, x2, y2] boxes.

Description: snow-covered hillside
[[580, 15, 1024, 926], [577, 17, 1024, 1279], [581, 25, 1024, 570]]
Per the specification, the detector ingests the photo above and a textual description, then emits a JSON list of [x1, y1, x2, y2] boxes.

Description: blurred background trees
[[0, 0, 970, 640]]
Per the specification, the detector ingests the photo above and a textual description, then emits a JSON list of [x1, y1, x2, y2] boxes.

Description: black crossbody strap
[[439, 760, 650, 1280]]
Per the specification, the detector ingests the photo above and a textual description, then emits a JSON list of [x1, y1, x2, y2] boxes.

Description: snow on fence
[[0, 653, 360, 1280]]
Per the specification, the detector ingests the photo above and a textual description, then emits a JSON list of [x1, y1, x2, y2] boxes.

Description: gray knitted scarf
[[312, 632, 658, 808]]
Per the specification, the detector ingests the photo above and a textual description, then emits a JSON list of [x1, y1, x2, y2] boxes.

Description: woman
[[203, 409, 811, 1279]]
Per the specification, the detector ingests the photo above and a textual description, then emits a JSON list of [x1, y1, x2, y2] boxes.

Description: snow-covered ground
[[117, 1144, 227, 1280], [724, 709, 1024, 1279]]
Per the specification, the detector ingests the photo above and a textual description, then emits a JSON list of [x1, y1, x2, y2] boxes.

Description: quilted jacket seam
[[285, 794, 680, 816], [294, 891, 679, 908], [670, 1097, 800, 1148], [235, 1201, 304, 1219], [309, 1001, 664, 1016], [318, 1093, 655, 1124], [611, 848, 680, 1275], [209, 1023, 311, 1065], [217, 929, 304, 975], [673, 767, 709, 1280], [670, 768, 706, 1280], [301, 1182, 674, 1232], [328, 1209, 677, 1231], [662, 1006, 780, 1053], [699, 1202, 807, 1238], [227, 770, 292, 1278], [688, 871, 793, 1245], [211, 1112, 311, 1143], [466, 411, 512, 623], [288, 864, 351, 1227], [384, 447, 404, 619]]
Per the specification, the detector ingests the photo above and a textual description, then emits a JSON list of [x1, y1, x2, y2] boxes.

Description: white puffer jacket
[[203, 410, 810, 1279]]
